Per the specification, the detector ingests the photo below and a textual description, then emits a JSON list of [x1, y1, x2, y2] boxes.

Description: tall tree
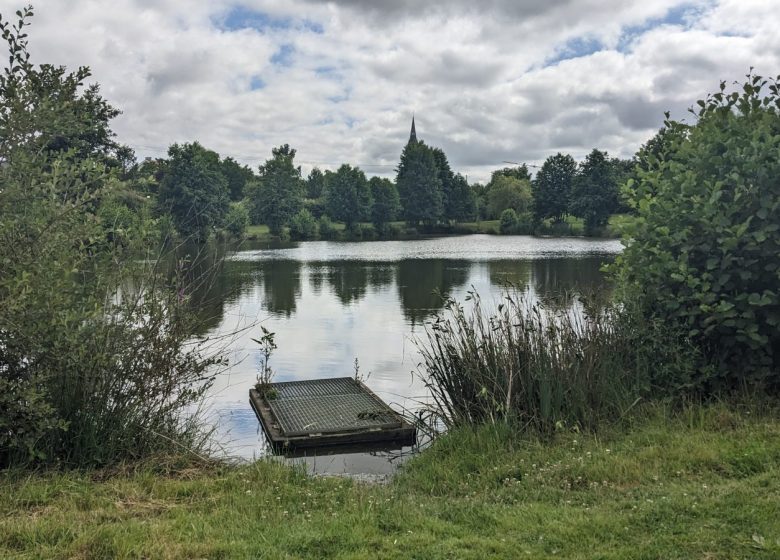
[[0, 6, 131, 171], [255, 144, 304, 235], [396, 141, 442, 226], [306, 167, 325, 199], [449, 173, 476, 222], [486, 175, 532, 219], [369, 176, 401, 233], [569, 149, 620, 233], [220, 157, 254, 202], [325, 164, 372, 228], [490, 164, 531, 184], [157, 142, 229, 241], [532, 153, 576, 223], [431, 147, 455, 221]]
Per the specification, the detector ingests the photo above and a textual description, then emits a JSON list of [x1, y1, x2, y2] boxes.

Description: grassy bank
[[245, 216, 628, 243], [2, 404, 778, 559]]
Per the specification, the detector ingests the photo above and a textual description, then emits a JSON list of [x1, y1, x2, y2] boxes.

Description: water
[[195, 234, 622, 475]]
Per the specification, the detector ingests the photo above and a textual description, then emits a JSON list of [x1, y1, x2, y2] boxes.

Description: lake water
[[195, 234, 623, 476]]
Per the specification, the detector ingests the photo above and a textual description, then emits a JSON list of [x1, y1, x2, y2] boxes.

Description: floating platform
[[249, 377, 416, 451]]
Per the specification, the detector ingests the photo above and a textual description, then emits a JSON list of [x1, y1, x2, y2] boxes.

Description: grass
[[415, 291, 697, 434], [245, 220, 501, 242], [1, 403, 778, 559]]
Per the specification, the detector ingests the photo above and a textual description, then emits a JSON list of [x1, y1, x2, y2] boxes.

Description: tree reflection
[[396, 259, 470, 325], [488, 260, 532, 292], [259, 260, 302, 317], [531, 256, 613, 309], [175, 241, 257, 335]]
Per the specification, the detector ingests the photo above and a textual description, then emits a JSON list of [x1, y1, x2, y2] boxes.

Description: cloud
[[0, 0, 777, 182]]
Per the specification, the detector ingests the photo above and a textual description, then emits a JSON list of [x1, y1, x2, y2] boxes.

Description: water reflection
[[396, 260, 470, 324], [194, 235, 622, 473]]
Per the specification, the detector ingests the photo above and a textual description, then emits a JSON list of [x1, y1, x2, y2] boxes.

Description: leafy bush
[[0, 9, 221, 467], [318, 215, 339, 240], [289, 208, 318, 240], [615, 73, 780, 391], [499, 208, 519, 233], [224, 202, 249, 238]]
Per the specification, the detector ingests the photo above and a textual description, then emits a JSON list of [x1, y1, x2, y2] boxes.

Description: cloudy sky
[[4, 0, 778, 182]]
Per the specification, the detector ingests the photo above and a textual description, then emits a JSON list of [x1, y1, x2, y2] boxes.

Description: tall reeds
[[416, 290, 697, 434]]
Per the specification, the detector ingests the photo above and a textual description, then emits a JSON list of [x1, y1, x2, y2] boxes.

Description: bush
[[289, 208, 318, 240], [318, 215, 339, 240], [0, 11, 220, 467], [499, 208, 519, 234], [303, 197, 326, 219], [615, 73, 780, 392], [224, 202, 249, 238]]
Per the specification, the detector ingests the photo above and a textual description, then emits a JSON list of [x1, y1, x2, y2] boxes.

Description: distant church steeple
[[408, 115, 417, 144]]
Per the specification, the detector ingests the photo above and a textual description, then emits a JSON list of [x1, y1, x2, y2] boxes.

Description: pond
[[194, 234, 623, 476]]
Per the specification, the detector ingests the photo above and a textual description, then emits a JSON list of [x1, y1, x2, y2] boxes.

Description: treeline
[[122, 136, 638, 243]]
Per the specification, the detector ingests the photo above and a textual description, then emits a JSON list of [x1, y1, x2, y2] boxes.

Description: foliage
[[96, 193, 147, 247], [324, 163, 372, 227], [157, 142, 230, 241], [369, 176, 400, 233], [486, 175, 532, 219], [318, 215, 338, 240], [220, 156, 254, 202], [252, 326, 277, 396], [532, 153, 576, 223], [448, 173, 477, 222], [0, 6, 132, 170], [255, 144, 304, 235], [490, 164, 531, 184], [615, 73, 780, 391], [498, 208, 518, 234], [224, 201, 249, 238], [396, 140, 442, 226], [288, 208, 318, 240], [569, 149, 621, 234], [244, 179, 264, 224], [303, 196, 325, 218], [0, 8, 220, 467], [306, 167, 325, 199], [431, 147, 455, 220], [416, 290, 697, 433]]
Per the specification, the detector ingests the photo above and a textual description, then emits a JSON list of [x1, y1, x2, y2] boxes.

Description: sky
[[3, 0, 779, 183]]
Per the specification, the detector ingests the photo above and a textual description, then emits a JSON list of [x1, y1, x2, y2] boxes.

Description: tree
[[532, 153, 576, 223], [490, 164, 531, 183], [325, 164, 372, 228], [569, 149, 620, 233], [306, 167, 325, 199], [449, 173, 476, 222], [0, 6, 131, 172], [255, 144, 304, 235], [369, 176, 401, 233], [486, 175, 532, 219], [157, 142, 229, 241], [615, 73, 780, 390], [396, 141, 442, 226], [220, 157, 254, 202], [1, 7, 217, 466], [431, 147, 456, 221]]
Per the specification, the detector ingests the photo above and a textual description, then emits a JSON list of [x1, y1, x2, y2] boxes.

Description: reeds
[[416, 290, 693, 435]]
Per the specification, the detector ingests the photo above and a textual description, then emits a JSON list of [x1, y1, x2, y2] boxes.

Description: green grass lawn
[[2, 404, 778, 559]]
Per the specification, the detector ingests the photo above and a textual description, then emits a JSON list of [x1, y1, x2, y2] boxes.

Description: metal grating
[[272, 377, 362, 399], [266, 378, 401, 437]]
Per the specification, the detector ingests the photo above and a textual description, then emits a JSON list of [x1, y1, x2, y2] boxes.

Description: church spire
[[408, 115, 417, 144]]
